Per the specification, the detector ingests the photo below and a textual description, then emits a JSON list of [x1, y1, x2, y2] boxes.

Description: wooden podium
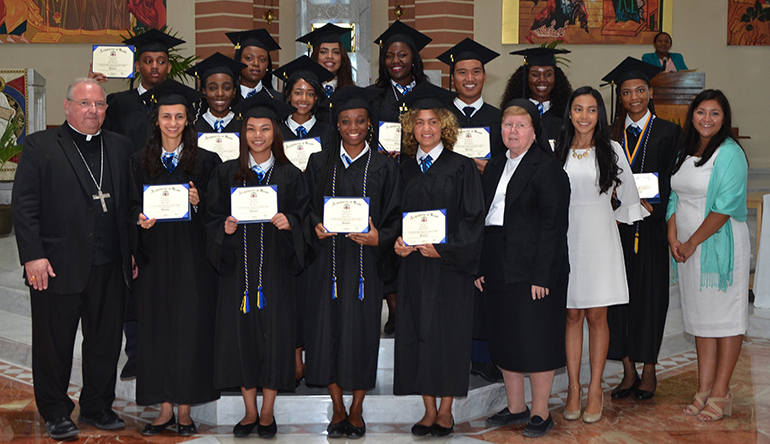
[[650, 72, 705, 127]]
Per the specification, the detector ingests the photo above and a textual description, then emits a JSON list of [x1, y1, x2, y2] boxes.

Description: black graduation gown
[[303, 149, 401, 390], [540, 108, 563, 142], [279, 119, 335, 151], [449, 102, 505, 159], [104, 89, 151, 153], [128, 148, 222, 406], [394, 149, 485, 397], [607, 118, 682, 363], [196, 115, 242, 133], [207, 159, 308, 391]]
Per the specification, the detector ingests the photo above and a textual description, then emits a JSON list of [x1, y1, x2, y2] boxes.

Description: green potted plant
[[0, 119, 22, 235]]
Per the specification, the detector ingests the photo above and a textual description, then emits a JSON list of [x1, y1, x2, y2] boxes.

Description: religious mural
[[728, 0, 770, 46], [502, 0, 673, 44], [0, 0, 166, 43]]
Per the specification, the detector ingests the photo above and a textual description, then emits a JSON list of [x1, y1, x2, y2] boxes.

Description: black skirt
[[482, 227, 568, 373]]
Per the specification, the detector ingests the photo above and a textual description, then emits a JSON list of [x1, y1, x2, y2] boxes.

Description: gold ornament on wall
[[263, 1, 276, 25], [394, 4, 404, 20]]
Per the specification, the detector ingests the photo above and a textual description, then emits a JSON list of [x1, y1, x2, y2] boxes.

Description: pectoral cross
[[93, 190, 111, 212]]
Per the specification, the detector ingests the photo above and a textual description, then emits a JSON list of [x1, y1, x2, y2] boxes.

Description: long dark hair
[[282, 73, 325, 115], [610, 79, 656, 142], [142, 105, 199, 176], [374, 40, 429, 88], [311, 42, 355, 88], [672, 89, 743, 174], [499, 65, 573, 118], [234, 45, 275, 90], [234, 117, 288, 182], [554, 86, 621, 195]]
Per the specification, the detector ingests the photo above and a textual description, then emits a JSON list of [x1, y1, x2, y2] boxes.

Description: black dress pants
[[30, 262, 125, 422]]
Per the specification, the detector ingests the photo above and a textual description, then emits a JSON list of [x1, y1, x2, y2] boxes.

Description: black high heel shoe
[[611, 372, 640, 399], [140, 414, 176, 436]]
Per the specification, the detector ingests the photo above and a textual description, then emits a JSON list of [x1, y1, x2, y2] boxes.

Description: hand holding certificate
[[283, 137, 322, 171], [323, 197, 370, 233], [92, 45, 135, 79], [231, 186, 279, 223], [454, 127, 491, 159], [143, 184, 190, 222], [198, 133, 240, 161], [402, 209, 447, 246]]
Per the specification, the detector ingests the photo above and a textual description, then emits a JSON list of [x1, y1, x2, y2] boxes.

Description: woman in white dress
[[553, 87, 647, 424], [667, 90, 749, 422]]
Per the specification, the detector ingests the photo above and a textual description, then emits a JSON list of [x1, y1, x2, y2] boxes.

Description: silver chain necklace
[[72, 138, 111, 212]]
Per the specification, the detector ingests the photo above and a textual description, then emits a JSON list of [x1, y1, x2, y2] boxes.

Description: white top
[[485, 150, 525, 226], [286, 115, 317, 134], [202, 110, 236, 130], [249, 151, 275, 172], [453, 96, 484, 118], [160, 143, 183, 159], [339, 142, 370, 168], [416, 141, 444, 168], [529, 99, 551, 114], [625, 109, 653, 131], [240, 81, 264, 98]]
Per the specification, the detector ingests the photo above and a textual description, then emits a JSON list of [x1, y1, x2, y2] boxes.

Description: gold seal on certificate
[[633, 172, 660, 203], [198, 132, 240, 161], [283, 137, 322, 170], [402, 209, 447, 246], [323, 197, 370, 233], [231, 186, 278, 223], [92, 45, 136, 79], [378, 121, 402, 154], [454, 127, 491, 159], [143, 184, 190, 221]]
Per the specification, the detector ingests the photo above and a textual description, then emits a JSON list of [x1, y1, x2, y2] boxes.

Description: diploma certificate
[[378, 122, 402, 154], [92, 45, 135, 79], [283, 137, 322, 171], [323, 197, 370, 233], [231, 185, 278, 223], [454, 127, 491, 159], [143, 184, 190, 222], [634, 172, 660, 204], [198, 132, 240, 161], [402, 209, 447, 246]]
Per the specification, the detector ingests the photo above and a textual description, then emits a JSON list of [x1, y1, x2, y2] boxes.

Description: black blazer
[[12, 124, 134, 294], [481, 145, 570, 288]]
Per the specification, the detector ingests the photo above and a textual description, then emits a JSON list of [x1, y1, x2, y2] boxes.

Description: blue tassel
[[257, 285, 266, 310], [358, 277, 364, 300], [241, 291, 250, 314], [332, 277, 338, 300]]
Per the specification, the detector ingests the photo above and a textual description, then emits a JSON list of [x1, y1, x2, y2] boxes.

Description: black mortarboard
[[296, 23, 352, 51], [502, 98, 551, 152], [437, 38, 500, 67], [509, 47, 570, 66], [140, 79, 203, 111], [226, 29, 281, 52], [323, 85, 381, 117], [374, 20, 432, 52], [123, 28, 185, 56], [399, 82, 457, 111], [185, 52, 246, 84], [273, 55, 335, 86], [601, 56, 663, 87], [236, 91, 296, 121]]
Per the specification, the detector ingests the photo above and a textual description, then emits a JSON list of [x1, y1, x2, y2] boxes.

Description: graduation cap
[[184, 52, 246, 85], [509, 47, 570, 66], [437, 38, 500, 67], [601, 56, 663, 87], [123, 28, 185, 56], [399, 82, 457, 112], [140, 79, 204, 111], [226, 29, 281, 52], [236, 92, 296, 121], [296, 23, 352, 53], [323, 85, 381, 117], [374, 20, 432, 52], [273, 55, 335, 86]]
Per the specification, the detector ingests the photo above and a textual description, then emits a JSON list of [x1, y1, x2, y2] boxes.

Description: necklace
[[72, 138, 110, 212], [571, 147, 591, 160]]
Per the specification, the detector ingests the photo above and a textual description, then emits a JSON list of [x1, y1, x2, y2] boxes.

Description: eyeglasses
[[68, 99, 108, 110], [503, 122, 532, 131]]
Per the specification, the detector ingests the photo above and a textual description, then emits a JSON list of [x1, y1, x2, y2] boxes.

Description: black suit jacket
[[104, 89, 151, 153], [12, 124, 134, 294], [481, 145, 570, 288]]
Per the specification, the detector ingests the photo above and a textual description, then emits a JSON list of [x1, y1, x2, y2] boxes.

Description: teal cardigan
[[666, 138, 748, 291], [642, 52, 688, 71]]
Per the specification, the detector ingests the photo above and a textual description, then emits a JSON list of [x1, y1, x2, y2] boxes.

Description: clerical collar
[[67, 123, 102, 142], [286, 115, 317, 133], [625, 109, 653, 129], [339, 142, 370, 168], [240, 81, 264, 98], [160, 143, 184, 161], [137, 84, 148, 96], [454, 96, 484, 116], [203, 109, 235, 129], [323, 78, 338, 89], [249, 151, 274, 172], [529, 98, 551, 114], [416, 141, 444, 163]]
